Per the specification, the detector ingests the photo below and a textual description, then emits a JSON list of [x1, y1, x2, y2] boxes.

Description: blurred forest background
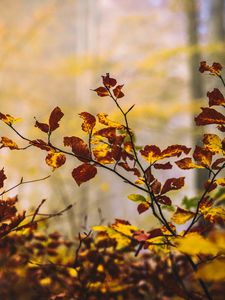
[[0, 0, 224, 237]]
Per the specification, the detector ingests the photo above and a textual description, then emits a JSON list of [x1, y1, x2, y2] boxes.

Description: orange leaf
[[72, 163, 97, 186]]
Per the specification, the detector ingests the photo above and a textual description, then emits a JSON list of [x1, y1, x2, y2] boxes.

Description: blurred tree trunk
[[185, 0, 208, 191], [208, 0, 225, 69]]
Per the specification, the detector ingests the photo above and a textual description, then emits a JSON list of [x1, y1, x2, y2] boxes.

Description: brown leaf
[[102, 73, 117, 88], [193, 146, 212, 167], [161, 177, 185, 195], [161, 145, 191, 158], [195, 107, 225, 126], [113, 85, 124, 99], [79, 112, 96, 133], [64, 136, 91, 162], [35, 120, 49, 133], [207, 88, 225, 107], [175, 157, 203, 169], [137, 202, 150, 214], [45, 151, 66, 169], [72, 163, 97, 186], [151, 179, 161, 195], [157, 195, 172, 206], [153, 162, 172, 169], [118, 162, 140, 177], [0, 168, 7, 189], [93, 87, 109, 97], [199, 61, 222, 75], [30, 139, 51, 151], [49, 107, 64, 132], [212, 158, 225, 170]]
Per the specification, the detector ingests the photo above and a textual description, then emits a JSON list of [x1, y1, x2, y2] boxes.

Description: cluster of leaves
[[0, 62, 225, 299]]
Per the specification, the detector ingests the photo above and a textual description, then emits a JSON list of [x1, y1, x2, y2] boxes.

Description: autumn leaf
[[97, 113, 124, 129], [118, 162, 140, 177], [102, 73, 117, 88], [93, 144, 114, 164], [35, 120, 49, 133], [160, 145, 191, 159], [151, 179, 161, 195], [63, 136, 91, 162], [175, 157, 204, 169], [161, 177, 185, 195], [137, 202, 150, 214], [203, 207, 225, 224], [72, 163, 97, 186], [93, 87, 109, 97], [171, 207, 194, 224], [212, 158, 225, 169], [193, 146, 212, 167], [153, 162, 172, 169], [157, 195, 172, 206], [79, 112, 96, 133], [195, 107, 225, 126], [207, 88, 225, 107], [0, 137, 18, 150], [30, 139, 51, 151], [45, 151, 66, 170], [0, 168, 7, 189], [0, 112, 21, 125], [175, 232, 219, 255], [113, 85, 124, 99], [49, 107, 64, 132], [203, 134, 223, 154], [199, 61, 222, 76], [196, 258, 225, 281], [140, 145, 161, 164]]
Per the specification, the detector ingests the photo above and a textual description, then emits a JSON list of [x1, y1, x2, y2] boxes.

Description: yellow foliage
[[203, 134, 223, 154], [97, 113, 124, 129], [175, 232, 222, 256], [171, 208, 194, 225], [196, 259, 225, 281]]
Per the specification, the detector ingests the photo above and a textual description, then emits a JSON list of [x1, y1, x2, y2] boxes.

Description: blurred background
[[0, 0, 224, 237]]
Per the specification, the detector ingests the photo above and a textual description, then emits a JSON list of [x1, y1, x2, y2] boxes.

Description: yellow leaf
[[0, 113, 22, 125], [203, 134, 223, 154], [97, 113, 124, 129], [175, 232, 219, 255], [0, 137, 18, 150], [171, 207, 194, 224], [93, 143, 114, 164], [196, 259, 225, 281], [45, 151, 66, 170], [203, 207, 225, 224]]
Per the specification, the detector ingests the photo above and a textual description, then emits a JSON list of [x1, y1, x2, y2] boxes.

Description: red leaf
[[148, 228, 163, 239], [113, 85, 124, 99], [79, 112, 96, 133], [102, 73, 117, 88], [207, 88, 225, 107], [49, 107, 64, 132], [133, 230, 149, 242], [137, 202, 150, 214], [0, 168, 7, 189], [72, 163, 97, 186], [195, 107, 225, 126], [157, 195, 172, 205], [63, 136, 91, 162], [161, 177, 185, 195], [154, 162, 172, 169], [93, 87, 109, 97], [35, 120, 49, 133]]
